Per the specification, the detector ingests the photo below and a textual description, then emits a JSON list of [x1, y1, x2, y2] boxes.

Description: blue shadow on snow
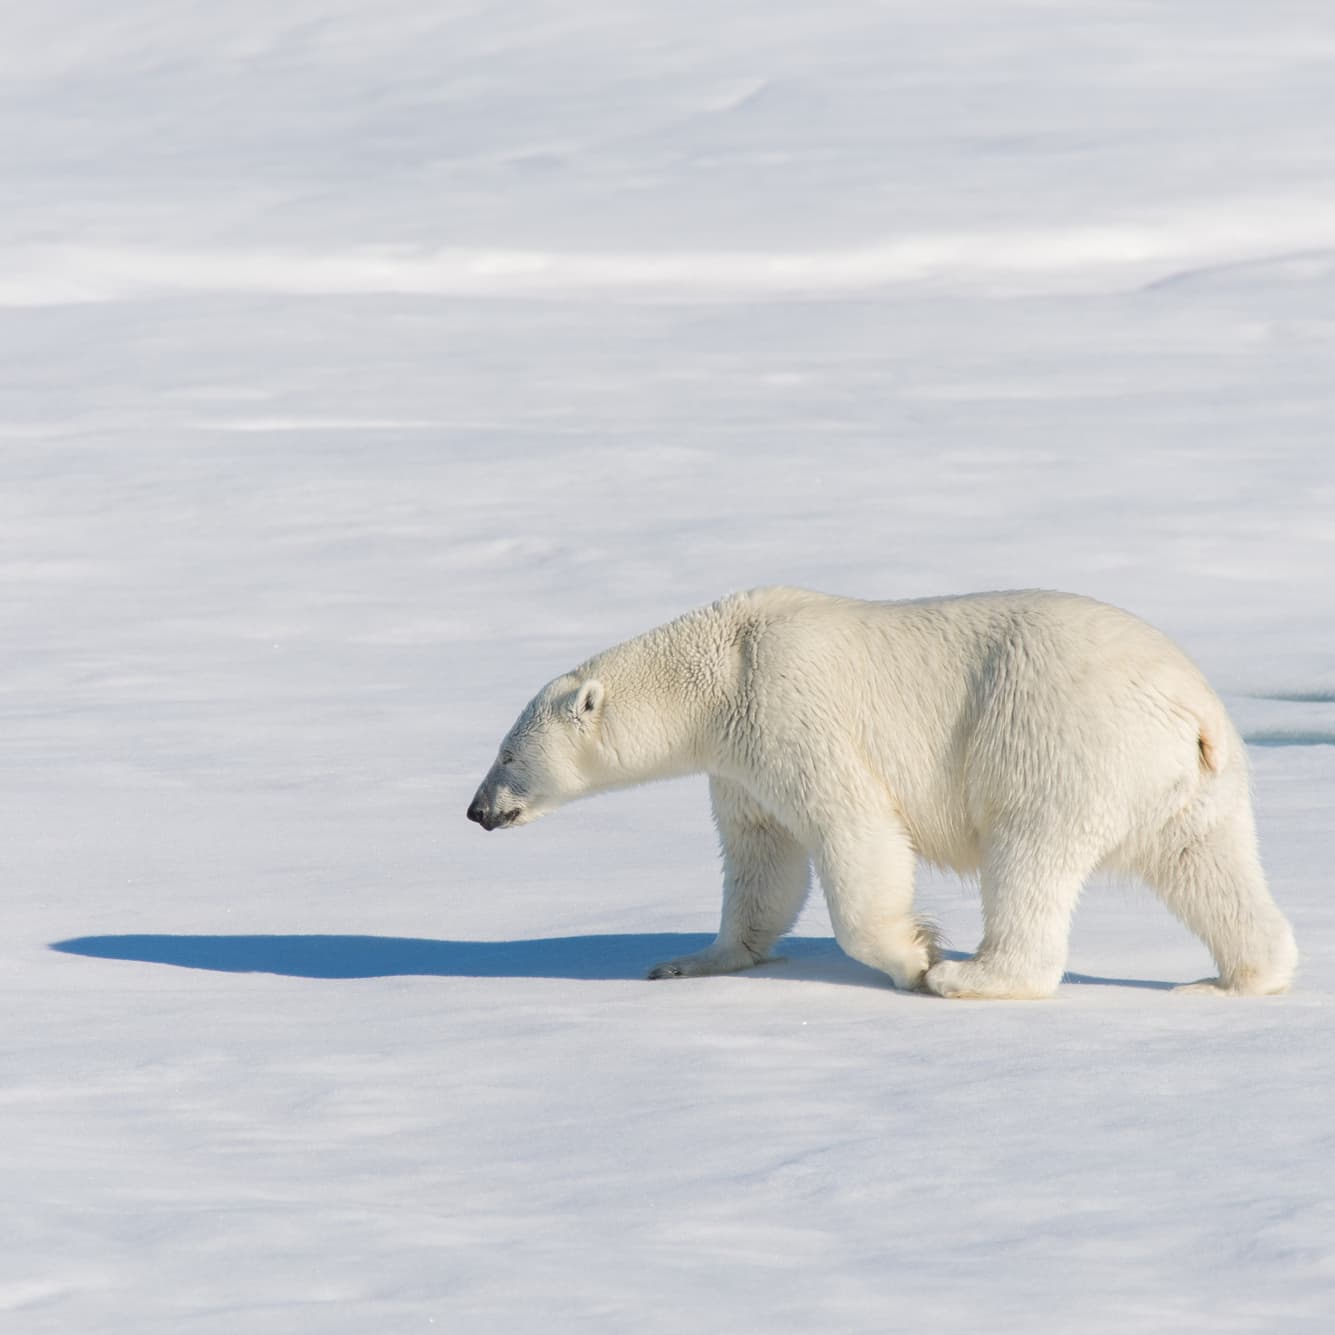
[[50, 932, 832, 982], [48, 932, 1174, 990]]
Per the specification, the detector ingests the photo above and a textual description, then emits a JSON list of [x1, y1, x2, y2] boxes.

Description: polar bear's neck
[[582, 598, 740, 783]]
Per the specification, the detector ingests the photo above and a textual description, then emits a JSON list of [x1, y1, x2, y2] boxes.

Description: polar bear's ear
[[572, 679, 604, 724]]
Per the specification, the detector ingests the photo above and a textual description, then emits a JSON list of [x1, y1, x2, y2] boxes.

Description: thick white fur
[[468, 588, 1298, 999]]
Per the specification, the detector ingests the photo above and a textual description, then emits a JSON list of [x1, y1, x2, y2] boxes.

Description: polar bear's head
[[467, 674, 606, 830]]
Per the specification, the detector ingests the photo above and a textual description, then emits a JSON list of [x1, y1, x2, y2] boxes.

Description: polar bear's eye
[[501, 752, 516, 766]]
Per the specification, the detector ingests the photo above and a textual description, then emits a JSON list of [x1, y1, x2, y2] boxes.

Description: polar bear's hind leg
[[925, 828, 1103, 1000], [1140, 802, 1297, 996]]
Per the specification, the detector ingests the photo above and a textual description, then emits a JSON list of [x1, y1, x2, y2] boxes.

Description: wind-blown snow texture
[[5, 3, 1335, 1330]]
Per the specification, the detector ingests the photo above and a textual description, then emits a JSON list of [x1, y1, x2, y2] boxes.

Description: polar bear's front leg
[[648, 778, 811, 980], [816, 817, 938, 991]]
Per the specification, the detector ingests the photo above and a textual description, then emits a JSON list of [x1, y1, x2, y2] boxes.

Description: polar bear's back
[[727, 587, 1234, 870], [735, 585, 1218, 709]]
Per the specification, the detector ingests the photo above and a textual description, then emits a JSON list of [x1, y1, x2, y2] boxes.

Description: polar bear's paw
[[914, 917, 944, 968], [923, 957, 1057, 1000], [647, 960, 687, 979], [1174, 973, 1291, 996], [1173, 977, 1229, 995], [647, 942, 763, 980], [922, 959, 982, 998], [889, 918, 943, 992]]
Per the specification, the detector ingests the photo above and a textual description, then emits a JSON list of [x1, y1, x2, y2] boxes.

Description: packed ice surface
[[3, 3, 1334, 1331]]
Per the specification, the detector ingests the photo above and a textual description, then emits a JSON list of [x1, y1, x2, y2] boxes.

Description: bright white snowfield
[[5, 2, 1335, 1330]]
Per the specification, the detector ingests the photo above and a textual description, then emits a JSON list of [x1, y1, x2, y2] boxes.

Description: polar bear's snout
[[466, 789, 522, 831], [467, 775, 526, 831]]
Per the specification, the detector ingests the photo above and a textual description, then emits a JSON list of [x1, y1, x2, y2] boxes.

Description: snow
[[4, 2, 1335, 1329]]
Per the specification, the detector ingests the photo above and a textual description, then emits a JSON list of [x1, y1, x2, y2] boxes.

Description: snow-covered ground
[[4, 3, 1335, 1330]]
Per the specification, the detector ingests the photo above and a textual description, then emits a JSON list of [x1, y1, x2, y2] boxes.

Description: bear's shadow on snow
[[48, 933, 1174, 990], [48, 932, 860, 983]]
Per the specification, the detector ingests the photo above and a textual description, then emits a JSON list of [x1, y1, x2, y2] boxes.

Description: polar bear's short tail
[[1157, 662, 1231, 777], [1189, 681, 1239, 778], [1197, 721, 1225, 775]]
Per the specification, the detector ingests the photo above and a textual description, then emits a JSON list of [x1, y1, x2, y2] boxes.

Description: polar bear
[[466, 588, 1297, 999]]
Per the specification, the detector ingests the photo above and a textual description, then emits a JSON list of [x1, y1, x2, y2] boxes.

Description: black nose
[[467, 802, 487, 827]]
